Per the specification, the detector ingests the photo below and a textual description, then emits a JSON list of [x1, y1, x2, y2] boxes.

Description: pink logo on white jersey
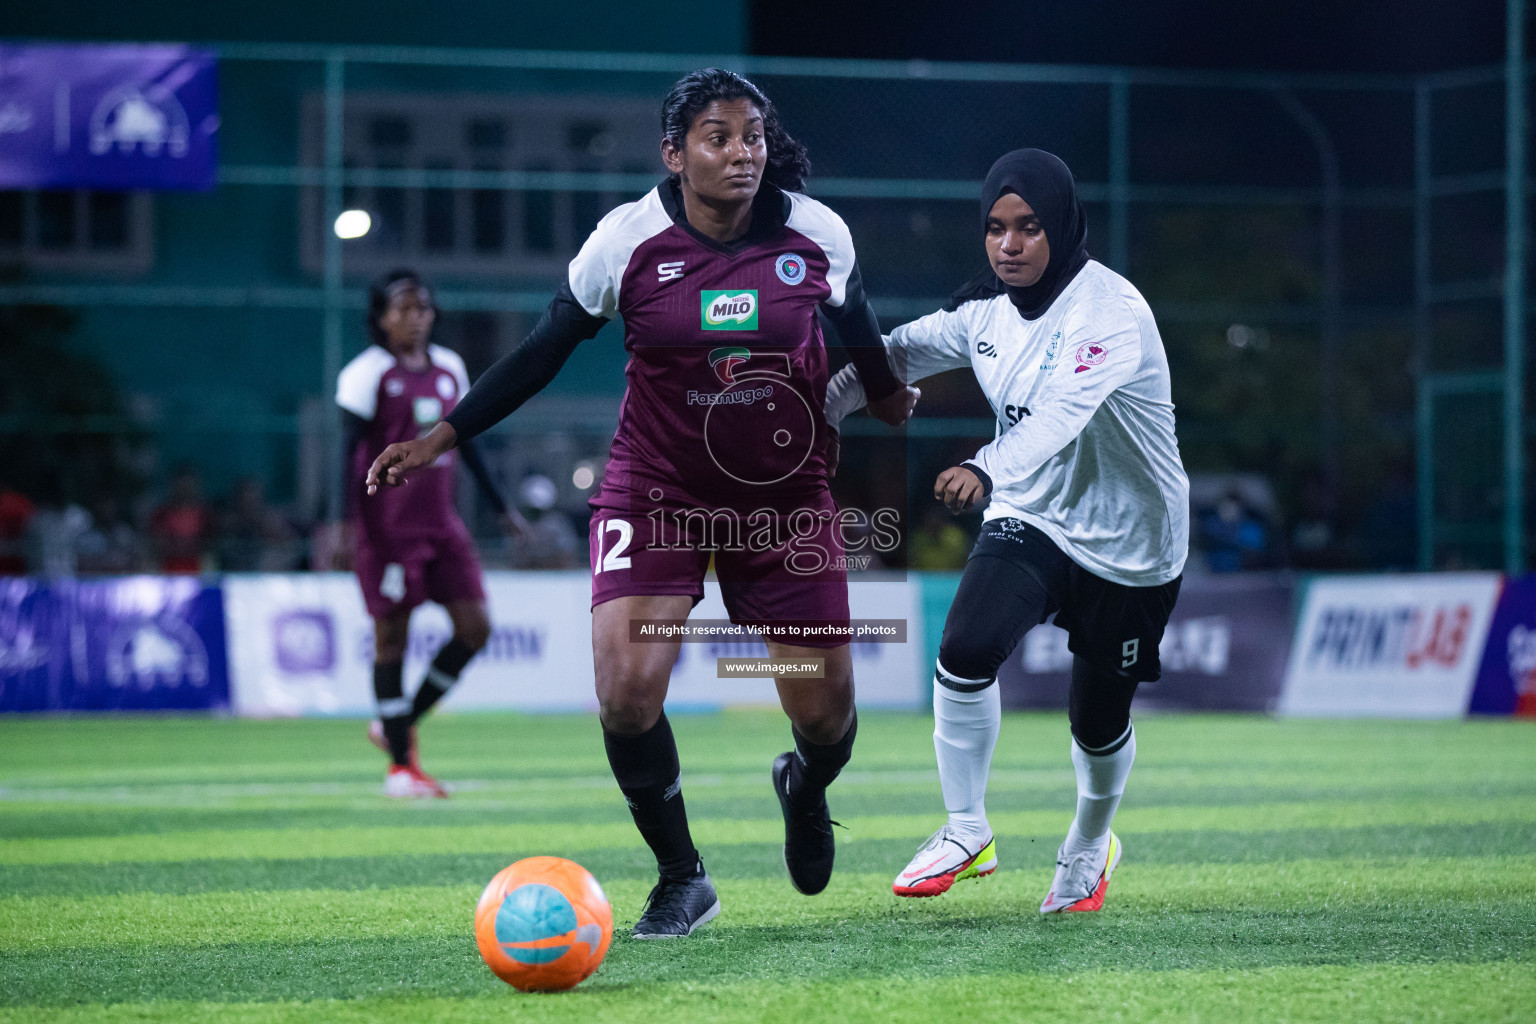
[[1075, 342, 1107, 373]]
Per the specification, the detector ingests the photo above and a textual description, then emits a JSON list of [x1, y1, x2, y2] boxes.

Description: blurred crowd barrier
[[3, 570, 1532, 718]]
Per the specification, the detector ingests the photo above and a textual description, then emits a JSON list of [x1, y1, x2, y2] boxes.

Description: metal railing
[[0, 38, 1526, 570]]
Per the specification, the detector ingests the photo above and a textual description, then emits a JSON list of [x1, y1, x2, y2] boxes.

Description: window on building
[[301, 93, 659, 279], [0, 190, 153, 272]]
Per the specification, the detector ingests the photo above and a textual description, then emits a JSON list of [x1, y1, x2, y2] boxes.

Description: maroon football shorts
[[353, 522, 486, 620], [588, 491, 851, 649]]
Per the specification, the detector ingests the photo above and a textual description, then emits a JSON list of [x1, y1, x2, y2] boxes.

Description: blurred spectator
[[909, 506, 972, 571], [1290, 471, 1349, 569], [508, 474, 580, 569], [309, 519, 348, 572], [1196, 487, 1276, 573], [25, 473, 90, 578], [0, 481, 33, 575], [150, 464, 212, 575], [1359, 463, 1417, 570], [76, 496, 143, 574], [218, 476, 297, 571]]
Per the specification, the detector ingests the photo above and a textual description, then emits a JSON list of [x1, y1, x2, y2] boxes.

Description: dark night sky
[[750, 1, 1511, 74]]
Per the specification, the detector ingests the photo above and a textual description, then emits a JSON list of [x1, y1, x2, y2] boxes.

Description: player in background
[[826, 149, 1188, 912], [336, 269, 518, 798], [365, 69, 916, 937]]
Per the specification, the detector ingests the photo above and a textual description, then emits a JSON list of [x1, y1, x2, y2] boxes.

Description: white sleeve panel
[[334, 346, 395, 419], [886, 305, 975, 383], [785, 192, 856, 307], [566, 188, 672, 319], [430, 345, 471, 394], [826, 304, 976, 423], [823, 362, 867, 427], [970, 300, 1143, 489]]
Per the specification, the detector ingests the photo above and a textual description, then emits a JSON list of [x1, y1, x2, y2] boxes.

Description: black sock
[[602, 713, 701, 880], [372, 661, 411, 767], [407, 638, 476, 725], [788, 712, 857, 799]]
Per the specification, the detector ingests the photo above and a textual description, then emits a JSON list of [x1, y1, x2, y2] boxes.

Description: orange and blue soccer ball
[[474, 856, 613, 992]]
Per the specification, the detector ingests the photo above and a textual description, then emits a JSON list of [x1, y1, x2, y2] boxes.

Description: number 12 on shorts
[[594, 519, 633, 573], [1121, 638, 1140, 668]]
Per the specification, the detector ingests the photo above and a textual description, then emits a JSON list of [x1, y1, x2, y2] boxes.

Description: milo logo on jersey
[[701, 290, 758, 330]]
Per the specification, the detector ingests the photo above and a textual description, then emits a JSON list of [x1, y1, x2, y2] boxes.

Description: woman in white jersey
[[826, 149, 1189, 913]]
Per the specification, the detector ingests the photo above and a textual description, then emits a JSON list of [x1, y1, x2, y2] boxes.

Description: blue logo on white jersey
[[775, 253, 807, 286], [1041, 330, 1063, 371]]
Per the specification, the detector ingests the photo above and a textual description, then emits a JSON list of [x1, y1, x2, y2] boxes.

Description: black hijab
[[945, 148, 1090, 320]]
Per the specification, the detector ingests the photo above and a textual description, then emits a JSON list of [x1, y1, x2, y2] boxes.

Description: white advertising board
[[225, 572, 923, 717], [1278, 573, 1502, 718]]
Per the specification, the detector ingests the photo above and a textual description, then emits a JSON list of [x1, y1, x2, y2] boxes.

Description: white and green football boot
[[892, 825, 997, 898], [1039, 831, 1122, 914]]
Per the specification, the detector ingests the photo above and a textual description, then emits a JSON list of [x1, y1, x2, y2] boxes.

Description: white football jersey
[[827, 260, 1188, 586]]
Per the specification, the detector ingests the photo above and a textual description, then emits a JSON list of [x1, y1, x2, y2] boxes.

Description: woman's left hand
[[934, 465, 986, 512]]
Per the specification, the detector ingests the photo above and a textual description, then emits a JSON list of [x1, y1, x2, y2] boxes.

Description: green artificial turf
[[1, 711, 1532, 1022]]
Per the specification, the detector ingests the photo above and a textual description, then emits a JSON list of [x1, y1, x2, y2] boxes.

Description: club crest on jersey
[[708, 346, 751, 385], [701, 290, 758, 330], [775, 253, 807, 285], [412, 396, 442, 425], [1075, 342, 1107, 373]]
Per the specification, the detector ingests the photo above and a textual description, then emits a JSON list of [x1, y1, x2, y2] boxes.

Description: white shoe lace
[[915, 826, 951, 855], [1053, 843, 1105, 900], [902, 824, 985, 877]]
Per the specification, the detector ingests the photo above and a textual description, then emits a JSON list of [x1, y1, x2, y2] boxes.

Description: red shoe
[[383, 763, 448, 798], [1040, 832, 1121, 913], [892, 826, 997, 898]]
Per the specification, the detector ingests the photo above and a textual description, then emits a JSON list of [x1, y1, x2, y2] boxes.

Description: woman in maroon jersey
[[338, 269, 515, 798], [366, 70, 916, 935]]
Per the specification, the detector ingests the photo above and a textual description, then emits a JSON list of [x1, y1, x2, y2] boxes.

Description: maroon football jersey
[[569, 184, 860, 511], [336, 344, 471, 543]]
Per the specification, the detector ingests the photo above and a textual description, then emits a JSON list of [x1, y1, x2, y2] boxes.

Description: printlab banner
[[0, 576, 229, 712], [1278, 573, 1502, 718], [0, 44, 218, 190], [1468, 572, 1536, 717], [997, 574, 1296, 712], [225, 572, 923, 717]]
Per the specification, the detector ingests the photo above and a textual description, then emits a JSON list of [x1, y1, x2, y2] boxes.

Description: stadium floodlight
[[572, 463, 597, 490], [334, 209, 372, 239]]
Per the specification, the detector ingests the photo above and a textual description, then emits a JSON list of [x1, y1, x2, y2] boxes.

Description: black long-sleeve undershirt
[[823, 262, 902, 404], [445, 282, 607, 446], [340, 411, 367, 522]]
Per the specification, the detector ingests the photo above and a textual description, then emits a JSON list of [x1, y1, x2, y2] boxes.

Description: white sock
[[1063, 725, 1136, 857], [932, 660, 1001, 845]]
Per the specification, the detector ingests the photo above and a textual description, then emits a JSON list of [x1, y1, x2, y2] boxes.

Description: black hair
[[660, 68, 811, 193], [366, 268, 436, 347]]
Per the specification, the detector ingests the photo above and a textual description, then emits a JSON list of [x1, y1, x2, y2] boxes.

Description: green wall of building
[[10, 3, 744, 501]]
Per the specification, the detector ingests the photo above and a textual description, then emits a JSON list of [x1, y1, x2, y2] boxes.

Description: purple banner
[[997, 573, 1295, 712], [0, 577, 229, 713], [0, 44, 217, 190], [1468, 573, 1536, 717]]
